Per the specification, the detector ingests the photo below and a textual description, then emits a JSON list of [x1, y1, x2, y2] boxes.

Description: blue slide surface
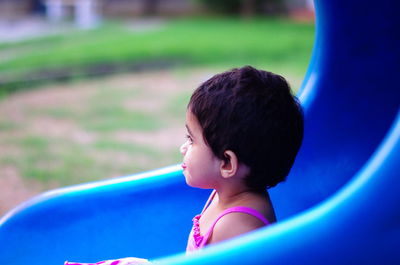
[[1, 0, 399, 264]]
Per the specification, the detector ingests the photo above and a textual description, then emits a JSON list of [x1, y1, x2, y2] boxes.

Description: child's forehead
[[185, 110, 202, 132], [185, 109, 197, 123]]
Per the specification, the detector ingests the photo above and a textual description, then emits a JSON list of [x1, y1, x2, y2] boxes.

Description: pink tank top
[[186, 190, 270, 252]]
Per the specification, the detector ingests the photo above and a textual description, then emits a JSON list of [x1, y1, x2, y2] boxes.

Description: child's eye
[[185, 134, 193, 144]]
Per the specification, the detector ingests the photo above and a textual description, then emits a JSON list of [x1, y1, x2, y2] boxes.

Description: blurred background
[[0, 0, 314, 216]]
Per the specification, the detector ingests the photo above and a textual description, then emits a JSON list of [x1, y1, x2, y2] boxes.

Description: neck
[[214, 184, 258, 207]]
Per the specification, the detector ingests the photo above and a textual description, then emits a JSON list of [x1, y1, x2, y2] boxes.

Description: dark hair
[[188, 66, 303, 191]]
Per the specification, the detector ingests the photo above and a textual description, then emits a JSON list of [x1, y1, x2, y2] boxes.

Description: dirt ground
[[0, 68, 216, 217]]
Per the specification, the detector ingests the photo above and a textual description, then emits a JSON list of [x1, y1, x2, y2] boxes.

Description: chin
[[183, 176, 198, 188], [184, 178, 196, 188], [183, 173, 192, 186]]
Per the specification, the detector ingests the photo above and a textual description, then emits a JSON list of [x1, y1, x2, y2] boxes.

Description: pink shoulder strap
[[199, 206, 269, 247], [200, 190, 217, 214]]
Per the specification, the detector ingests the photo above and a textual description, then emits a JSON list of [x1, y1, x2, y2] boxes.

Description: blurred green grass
[[0, 17, 314, 91]]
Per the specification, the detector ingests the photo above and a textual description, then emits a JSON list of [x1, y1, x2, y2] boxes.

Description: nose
[[180, 141, 188, 155]]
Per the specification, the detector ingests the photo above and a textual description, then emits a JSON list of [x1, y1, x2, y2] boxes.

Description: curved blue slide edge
[[0, 166, 211, 263], [1, 0, 399, 264]]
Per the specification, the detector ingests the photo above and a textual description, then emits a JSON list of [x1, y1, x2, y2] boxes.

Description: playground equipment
[[0, 0, 399, 264], [45, 0, 100, 29]]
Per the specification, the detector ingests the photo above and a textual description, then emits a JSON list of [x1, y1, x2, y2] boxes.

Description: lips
[[181, 163, 187, 170]]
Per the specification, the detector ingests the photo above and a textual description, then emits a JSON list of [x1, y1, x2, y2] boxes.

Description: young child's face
[[180, 110, 221, 189]]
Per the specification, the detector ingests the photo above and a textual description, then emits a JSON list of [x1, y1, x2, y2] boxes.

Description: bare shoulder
[[208, 211, 266, 244], [236, 191, 277, 224]]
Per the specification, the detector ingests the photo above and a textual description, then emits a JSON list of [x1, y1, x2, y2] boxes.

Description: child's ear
[[220, 150, 238, 179]]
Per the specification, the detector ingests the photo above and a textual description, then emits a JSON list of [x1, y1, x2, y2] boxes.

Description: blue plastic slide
[[1, 0, 399, 264]]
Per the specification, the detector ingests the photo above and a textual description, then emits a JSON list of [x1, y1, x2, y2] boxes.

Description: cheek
[[184, 148, 205, 176], [185, 148, 197, 169]]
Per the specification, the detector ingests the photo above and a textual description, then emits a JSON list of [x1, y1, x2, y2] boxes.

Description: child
[[65, 66, 303, 263], [183, 66, 303, 251]]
